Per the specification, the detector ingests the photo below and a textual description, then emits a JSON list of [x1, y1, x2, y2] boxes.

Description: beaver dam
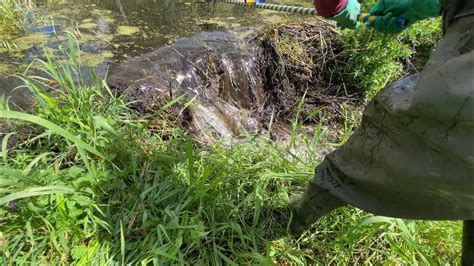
[[108, 21, 360, 143], [0, 0, 362, 143]]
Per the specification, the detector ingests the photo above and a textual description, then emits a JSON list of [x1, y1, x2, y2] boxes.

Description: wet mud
[[259, 21, 358, 124]]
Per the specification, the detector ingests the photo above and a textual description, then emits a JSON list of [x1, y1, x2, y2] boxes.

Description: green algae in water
[[116, 26, 140, 36], [231, 29, 256, 40], [90, 8, 112, 15], [104, 17, 116, 24], [13, 32, 49, 50], [79, 22, 98, 29], [79, 50, 114, 66], [197, 17, 242, 28], [102, 51, 114, 58], [0, 63, 11, 74], [77, 33, 113, 44]]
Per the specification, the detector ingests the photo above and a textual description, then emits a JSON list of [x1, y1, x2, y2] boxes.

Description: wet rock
[[242, 116, 259, 133]]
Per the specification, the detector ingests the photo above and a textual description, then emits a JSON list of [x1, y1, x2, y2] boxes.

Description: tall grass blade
[[1, 132, 15, 166], [0, 186, 75, 205], [22, 152, 50, 176], [0, 166, 40, 185], [120, 221, 125, 265], [0, 110, 105, 159], [185, 141, 195, 181]]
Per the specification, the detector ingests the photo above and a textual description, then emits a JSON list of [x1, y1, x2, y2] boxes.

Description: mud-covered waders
[[290, 0, 474, 263]]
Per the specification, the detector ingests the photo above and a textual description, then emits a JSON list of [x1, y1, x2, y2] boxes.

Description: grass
[[337, 0, 443, 101], [0, 0, 34, 33]]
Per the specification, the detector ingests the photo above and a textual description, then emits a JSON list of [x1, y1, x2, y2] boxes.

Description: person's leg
[[462, 220, 474, 266], [291, 14, 474, 232]]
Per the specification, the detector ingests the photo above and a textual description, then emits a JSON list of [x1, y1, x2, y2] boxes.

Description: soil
[[257, 21, 359, 127]]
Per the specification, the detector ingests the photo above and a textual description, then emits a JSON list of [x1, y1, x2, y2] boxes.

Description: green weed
[[338, 4, 442, 101], [0, 0, 34, 33]]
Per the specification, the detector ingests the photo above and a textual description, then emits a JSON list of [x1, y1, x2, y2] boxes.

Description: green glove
[[330, 0, 361, 29], [368, 0, 441, 33]]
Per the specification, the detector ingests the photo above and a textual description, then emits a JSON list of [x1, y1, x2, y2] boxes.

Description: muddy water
[[0, 0, 313, 140]]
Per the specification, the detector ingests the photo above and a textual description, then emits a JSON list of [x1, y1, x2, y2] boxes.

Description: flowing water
[[0, 0, 314, 141], [108, 30, 265, 141]]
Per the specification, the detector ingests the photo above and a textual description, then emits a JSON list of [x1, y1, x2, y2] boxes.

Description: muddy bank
[[0, 74, 32, 109], [259, 21, 358, 124], [108, 21, 359, 142]]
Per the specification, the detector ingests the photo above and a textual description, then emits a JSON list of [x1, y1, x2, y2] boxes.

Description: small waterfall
[[108, 30, 264, 141]]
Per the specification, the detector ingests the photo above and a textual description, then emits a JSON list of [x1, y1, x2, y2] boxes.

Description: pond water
[[0, 0, 293, 107], [0, 0, 286, 74]]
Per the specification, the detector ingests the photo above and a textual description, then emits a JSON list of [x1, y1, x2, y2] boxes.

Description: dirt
[[257, 21, 359, 127]]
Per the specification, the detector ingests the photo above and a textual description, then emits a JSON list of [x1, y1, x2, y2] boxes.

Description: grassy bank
[[0, 33, 462, 264]]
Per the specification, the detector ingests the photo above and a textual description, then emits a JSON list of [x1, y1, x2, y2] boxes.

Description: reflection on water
[[1, 0, 277, 69]]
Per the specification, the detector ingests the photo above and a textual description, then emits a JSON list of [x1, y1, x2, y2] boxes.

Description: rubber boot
[[462, 220, 474, 266], [289, 180, 347, 237]]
